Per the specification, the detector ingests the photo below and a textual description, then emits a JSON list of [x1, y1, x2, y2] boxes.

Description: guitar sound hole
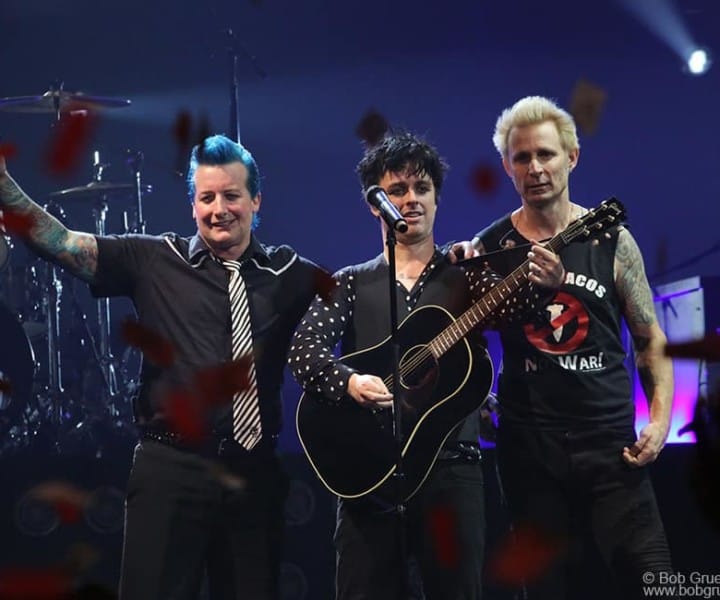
[[399, 345, 437, 389]]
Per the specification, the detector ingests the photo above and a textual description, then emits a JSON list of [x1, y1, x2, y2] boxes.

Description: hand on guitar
[[348, 373, 393, 409], [447, 240, 479, 264], [527, 241, 565, 289]]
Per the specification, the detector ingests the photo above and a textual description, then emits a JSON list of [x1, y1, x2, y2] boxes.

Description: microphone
[[365, 185, 408, 233]]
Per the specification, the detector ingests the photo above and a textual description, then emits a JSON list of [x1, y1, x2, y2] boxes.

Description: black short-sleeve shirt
[[91, 232, 319, 437]]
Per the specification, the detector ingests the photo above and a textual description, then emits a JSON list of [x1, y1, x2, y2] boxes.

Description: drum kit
[[0, 83, 151, 456]]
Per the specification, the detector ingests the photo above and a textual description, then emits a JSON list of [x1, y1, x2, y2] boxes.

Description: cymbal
[[50, 181, 152, 199], [0, 90, 131, 113]]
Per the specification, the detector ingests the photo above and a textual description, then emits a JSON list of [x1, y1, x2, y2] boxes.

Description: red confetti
[[665, 334, 720, 361], [121, 319, 176, 367], [469, 162, 500, 197], [53, 500, 84, 524], [428, 504, 460, 568], [172, 110, 193, 148], [486, 523, 566, 587], [164, 390, 208, 442], [171, 110, 214, 174], [313, 267, 337, 303], [193, 357, 252, 407], [28, 480, 89, 525], [0, 207, 35, 237], [569, 79, 607, 137], [0, 142, 18, 160], [0, 567, 72, 599], [355, 109, 390, 147], [44, 105, 98, 176]]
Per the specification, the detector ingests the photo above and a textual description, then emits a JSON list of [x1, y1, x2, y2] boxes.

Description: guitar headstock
[[559, 197, 627, 247]]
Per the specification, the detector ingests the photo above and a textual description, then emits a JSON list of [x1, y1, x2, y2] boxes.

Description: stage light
[[618, 0, 713, 77], [686, 47, 712, 76]]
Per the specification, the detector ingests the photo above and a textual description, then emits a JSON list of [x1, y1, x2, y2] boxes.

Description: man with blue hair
[[0, 134, 321, 599]]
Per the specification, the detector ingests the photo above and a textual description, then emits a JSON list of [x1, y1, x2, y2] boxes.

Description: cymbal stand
[[93, 201, 120, 399], [44, 242, 65, 404], [90, 151, 120, 399], [30, 200, 68, 447], [50, 79, 64, 122], [125, 150, 146, 234]]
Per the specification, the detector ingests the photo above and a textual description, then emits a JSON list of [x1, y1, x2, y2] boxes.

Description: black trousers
[[335, 460, 486, 600], [119, 440, 288, 600], [497, 424, 674, 600]]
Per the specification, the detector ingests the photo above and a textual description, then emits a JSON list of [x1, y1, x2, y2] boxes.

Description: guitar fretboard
[[427, 202, 621, 359]]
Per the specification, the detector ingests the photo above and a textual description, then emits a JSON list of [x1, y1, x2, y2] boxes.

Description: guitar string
[[380, 203, 619, 392]]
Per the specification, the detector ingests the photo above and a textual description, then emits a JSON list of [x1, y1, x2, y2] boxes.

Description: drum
[[1, 260, 46, 336], [0, 301, 36, 431]]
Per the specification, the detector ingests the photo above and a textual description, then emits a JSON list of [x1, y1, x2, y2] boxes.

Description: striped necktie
[[220, 259, 262, 449]]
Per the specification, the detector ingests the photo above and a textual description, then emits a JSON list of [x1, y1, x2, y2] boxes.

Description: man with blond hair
[[472, 96, 675, 599]]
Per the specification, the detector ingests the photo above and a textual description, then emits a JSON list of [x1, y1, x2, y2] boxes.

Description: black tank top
[[475, 214, 633, 430]]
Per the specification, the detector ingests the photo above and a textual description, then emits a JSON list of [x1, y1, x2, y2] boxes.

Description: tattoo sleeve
[[615, 228, 674, 433], [0, 174, 98, 282], [614, 227, 655, 328]]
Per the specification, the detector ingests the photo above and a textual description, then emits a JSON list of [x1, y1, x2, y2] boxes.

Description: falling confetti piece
[[665, 334, 720, 361], [164, 389, 208, 442], [44, 106, 98, 176], [0, 567, 72, 599], [428, 504, 460, 568], [172, 110, 193, 149], [486, 523, 566, 587], [209, 463, 247, 490], [0, 142, 18, 160], [313, 267, 337, 303], [569, 79, 607, 137], [193, 357, 252, 407], [0, 207, 35, 237], [121, 318, 176, 367], [355, 109, 390, 147], [63, 542, 101, 577], [469, 162, 500, 198], [28, 480, 89, 525]]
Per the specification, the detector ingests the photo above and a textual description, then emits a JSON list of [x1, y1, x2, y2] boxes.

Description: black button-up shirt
[[91, 232, 319, 438]]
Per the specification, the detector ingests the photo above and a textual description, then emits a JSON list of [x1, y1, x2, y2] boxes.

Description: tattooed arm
[[0, 156, 97, 282], [614, 227, 674, 467]]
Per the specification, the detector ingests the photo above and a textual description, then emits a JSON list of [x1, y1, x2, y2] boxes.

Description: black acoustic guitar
[[296, 198, 626, 502]]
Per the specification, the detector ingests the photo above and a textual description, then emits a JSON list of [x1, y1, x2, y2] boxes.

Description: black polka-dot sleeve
[[288, 268, 357, 403], [463, 262, 543, 329]]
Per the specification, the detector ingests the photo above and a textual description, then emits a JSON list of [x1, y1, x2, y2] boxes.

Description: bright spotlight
[[686, 47, 712, 76]]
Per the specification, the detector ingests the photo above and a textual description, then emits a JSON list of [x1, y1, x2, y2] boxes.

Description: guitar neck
[[428, 221, 587, 359]]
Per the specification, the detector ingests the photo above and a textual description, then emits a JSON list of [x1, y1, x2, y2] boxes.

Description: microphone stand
[[227, 39, 241, 144], [224, 28, 267, 144], [385, 226, 408, 598]]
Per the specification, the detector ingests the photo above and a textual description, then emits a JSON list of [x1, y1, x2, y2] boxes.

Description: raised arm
[[614, 227, 674, 466], [0, 156, 98, 282]]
